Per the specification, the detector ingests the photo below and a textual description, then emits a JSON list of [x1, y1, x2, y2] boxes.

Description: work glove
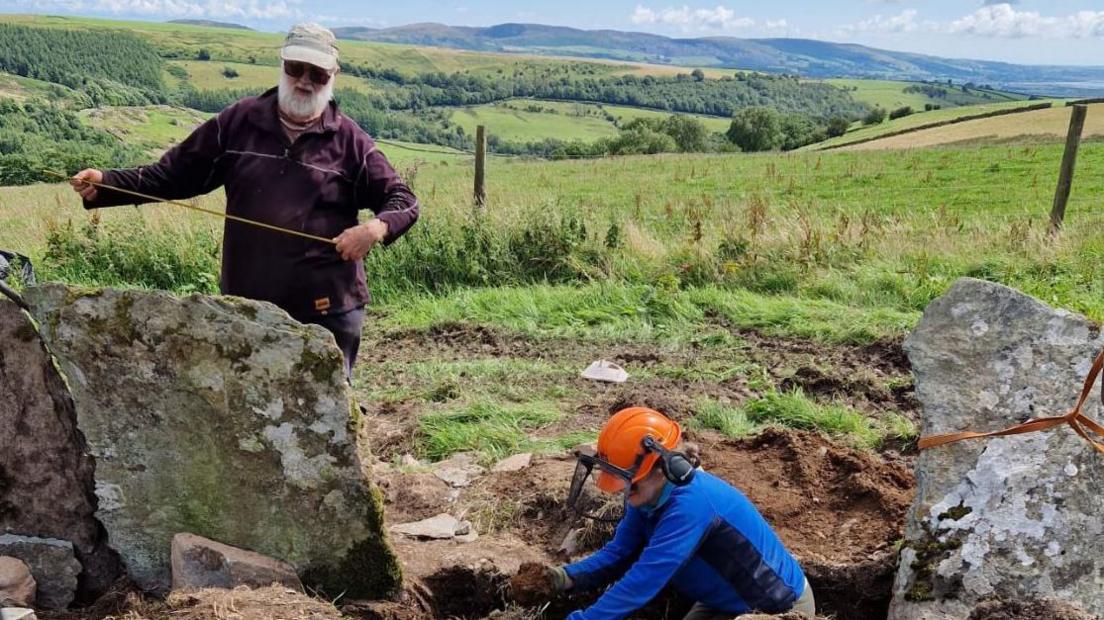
[[547, 565, 570, 592], [509, 562, 571, 606]]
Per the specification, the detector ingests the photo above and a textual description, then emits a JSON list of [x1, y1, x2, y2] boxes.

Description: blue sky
[[7, 0, 1104, 65]]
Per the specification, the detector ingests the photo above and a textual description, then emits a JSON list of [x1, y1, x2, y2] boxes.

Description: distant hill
[[333, 22, 1104, 96], [167, 19, 252, 30]]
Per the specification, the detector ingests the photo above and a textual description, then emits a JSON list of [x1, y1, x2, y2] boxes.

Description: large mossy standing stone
[[24, 285, 400, 598], [0, 300, 121, 600], [890, 278, 1104, 619]]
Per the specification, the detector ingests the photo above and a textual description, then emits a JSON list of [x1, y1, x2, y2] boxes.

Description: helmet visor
[[567, 448, 634, 522]]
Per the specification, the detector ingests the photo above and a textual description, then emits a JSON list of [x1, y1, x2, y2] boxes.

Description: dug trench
[[350, 320, 919, 620], [358, 428, 913, 620]]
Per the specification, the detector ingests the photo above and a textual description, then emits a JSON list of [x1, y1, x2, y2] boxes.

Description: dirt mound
[[508, 562, 556, 607], [741, 332, 919, 417], [703, 427, 913, 564], [967, 597, 1098, 620]]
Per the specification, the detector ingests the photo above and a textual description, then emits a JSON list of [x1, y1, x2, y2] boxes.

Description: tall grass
[[13, 141, 1104, 341]]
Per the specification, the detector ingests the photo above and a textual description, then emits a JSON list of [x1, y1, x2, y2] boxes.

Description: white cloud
[[23, 0, 300, 19], [630, 4, 755, 32], [949, 4, 1104, 39], [839, 9, 924, 35]]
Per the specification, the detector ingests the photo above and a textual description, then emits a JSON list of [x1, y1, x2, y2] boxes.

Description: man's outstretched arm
[[73, 111, 227, 208]]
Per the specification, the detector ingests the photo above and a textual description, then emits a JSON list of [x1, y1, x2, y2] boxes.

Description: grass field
[[450, 102, 621, 142], [168, 60, 379, 94], [447, 99, 733, 144], [810, 99, 1060, 150], [827, 79, 1027, 111], [9, 137, 1104, 461], [79, 105, 210, 154], [0, 70, 84, 104], [843, 103, 1104, 150], [8, 137, 1104, 322]]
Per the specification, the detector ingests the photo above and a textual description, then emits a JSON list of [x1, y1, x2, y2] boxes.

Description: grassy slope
[[598, 103, 732, 133], [449, 100, 733, 146], [450, 102, 620, 142], [844, 103, 1104, 150], [9, 139, 1104, 318], [811, 99, 1061, 150], [827, 79, 1026, 111], [0, 70, 84, 104], [79, 105, 210, 152]]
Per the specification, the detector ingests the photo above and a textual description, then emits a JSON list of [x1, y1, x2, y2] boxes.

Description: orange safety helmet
[[594, 407, 682, 493]]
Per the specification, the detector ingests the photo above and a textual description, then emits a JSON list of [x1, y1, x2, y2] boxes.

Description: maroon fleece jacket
[[85, 87, 419, 319]]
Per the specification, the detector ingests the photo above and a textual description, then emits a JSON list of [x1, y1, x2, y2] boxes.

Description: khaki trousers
[[681, 579, 816, 619]]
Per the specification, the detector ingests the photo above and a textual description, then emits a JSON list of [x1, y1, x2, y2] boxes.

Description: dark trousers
[[301, 307, 364, 382]]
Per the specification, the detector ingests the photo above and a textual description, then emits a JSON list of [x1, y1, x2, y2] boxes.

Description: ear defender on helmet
[[642, 436, 696, 486]]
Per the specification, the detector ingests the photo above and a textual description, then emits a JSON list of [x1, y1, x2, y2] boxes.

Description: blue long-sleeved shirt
[[564, 471, 805, 620]]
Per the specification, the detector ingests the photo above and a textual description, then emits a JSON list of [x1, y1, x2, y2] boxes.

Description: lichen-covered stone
[[24, 285, 400, 598], [0, 300, 121, 600], [889, 278, 1104, 619]]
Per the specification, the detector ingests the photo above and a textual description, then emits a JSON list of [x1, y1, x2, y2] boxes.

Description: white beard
[[277, 72, 334, 121]]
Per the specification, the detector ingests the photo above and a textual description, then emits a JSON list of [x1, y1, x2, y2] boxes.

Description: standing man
[[70, 23, 418, 379], [527, 407, 815, 619]]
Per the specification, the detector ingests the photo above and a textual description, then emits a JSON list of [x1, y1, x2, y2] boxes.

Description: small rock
[[0, 558, 34, 608], [431, 453, 486, 488], [492, 453, 533, 473], [455, 530, 480, 544], [0, 536, 78, 610], [0, 609, 37, 620], [559, 528, 585, 557], [401, 454, 421, 468], [390, 514, 463, 540], [170, 533, 303, 592]]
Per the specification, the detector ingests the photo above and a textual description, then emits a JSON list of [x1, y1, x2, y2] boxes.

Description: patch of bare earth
[[365, 427, 912, 619]]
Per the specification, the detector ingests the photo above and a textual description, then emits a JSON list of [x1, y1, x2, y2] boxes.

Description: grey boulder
[[890, 278, 1104, 619], [0, 536, 78, 610], [24, 285, 400, 599]]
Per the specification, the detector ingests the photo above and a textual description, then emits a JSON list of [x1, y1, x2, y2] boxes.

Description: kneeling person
[[548, 407, 815, 619]]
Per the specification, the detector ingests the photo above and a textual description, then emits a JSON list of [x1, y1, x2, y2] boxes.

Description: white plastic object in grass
[[581, 360, 628, 383]]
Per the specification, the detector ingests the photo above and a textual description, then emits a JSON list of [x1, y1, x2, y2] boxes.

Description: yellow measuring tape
[[43, 169, 337, 245]]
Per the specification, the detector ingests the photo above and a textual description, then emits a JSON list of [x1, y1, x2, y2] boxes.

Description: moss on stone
[[299, 487, 402, 599], [295, 340, 338, 384], [904, 532, 964, 603], [938, 503, 972, 521]]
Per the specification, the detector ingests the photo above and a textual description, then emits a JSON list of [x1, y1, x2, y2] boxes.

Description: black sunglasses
[[283, 61, 333, 85]]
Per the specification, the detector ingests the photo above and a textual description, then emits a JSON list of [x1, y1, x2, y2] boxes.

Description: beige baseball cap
[[281, 22, 339, 71]]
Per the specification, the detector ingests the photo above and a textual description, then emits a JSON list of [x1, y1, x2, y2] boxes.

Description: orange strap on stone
[[918, 348, 1104, 454]]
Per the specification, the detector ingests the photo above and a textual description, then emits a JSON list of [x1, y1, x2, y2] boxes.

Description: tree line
[[0, 24, 165, 106]]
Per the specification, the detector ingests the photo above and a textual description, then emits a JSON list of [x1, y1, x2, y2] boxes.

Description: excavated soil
[[508, 562, 557, 607], [369, 426, 913, 620]]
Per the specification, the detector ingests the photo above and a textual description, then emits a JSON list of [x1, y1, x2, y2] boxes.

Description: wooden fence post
[[474, 125, 486, 209], [1049, 104, 1088, 234]]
